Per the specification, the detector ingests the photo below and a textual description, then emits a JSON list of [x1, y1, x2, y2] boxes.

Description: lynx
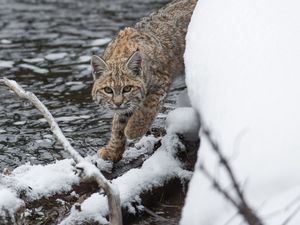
[[91, 0, 197, 162]]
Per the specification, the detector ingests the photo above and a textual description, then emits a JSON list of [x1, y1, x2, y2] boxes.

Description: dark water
[[0, 0, 188, 170]]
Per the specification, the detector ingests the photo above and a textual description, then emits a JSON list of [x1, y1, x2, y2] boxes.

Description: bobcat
[[91, 0, 197, 162]]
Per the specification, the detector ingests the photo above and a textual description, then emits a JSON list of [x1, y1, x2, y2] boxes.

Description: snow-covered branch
[[0, 77, 122, 225]]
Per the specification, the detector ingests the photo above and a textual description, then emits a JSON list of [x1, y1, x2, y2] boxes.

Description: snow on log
[[181, 0, 300, 224], [60, 134, 193, 225], [0, 134, 161, 224]]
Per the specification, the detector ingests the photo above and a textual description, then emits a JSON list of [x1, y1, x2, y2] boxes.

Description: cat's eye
[[104, 87, 113, 94], [123, 85, 132, 93]]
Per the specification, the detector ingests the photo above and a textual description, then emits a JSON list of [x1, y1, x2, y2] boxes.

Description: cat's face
[[91, 51, 146, 114]]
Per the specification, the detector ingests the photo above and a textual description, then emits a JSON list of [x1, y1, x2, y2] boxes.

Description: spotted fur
[[91, 0, 197, 162]]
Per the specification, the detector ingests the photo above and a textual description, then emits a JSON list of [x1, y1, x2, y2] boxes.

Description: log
[[13, 134, 198, 225]]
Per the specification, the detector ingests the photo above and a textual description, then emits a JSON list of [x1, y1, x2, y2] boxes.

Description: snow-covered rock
[[181, 0, 300, 224]]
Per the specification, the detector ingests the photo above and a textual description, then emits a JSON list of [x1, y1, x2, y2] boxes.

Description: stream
[[0, 0, 179, 169]]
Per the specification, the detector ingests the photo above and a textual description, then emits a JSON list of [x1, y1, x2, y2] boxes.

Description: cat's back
[[134, 0, 197, 77], [102, 0, 197, 78], [135, 0, 197, 41]]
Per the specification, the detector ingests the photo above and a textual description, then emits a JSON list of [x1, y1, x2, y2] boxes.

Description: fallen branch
[[0, 77, 122, 225]]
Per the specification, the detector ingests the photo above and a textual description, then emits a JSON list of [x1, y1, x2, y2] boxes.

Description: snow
[[122, 135, 158, 162], [2, 159, 80, 201], [0, 130, 191, 223], [60, 134, 192, 224], [0, 187, 24, 222], [166, 107, 200, 141], [262, 186, 300, 224], [45, 52, 68, 61], [84, 154, 113, 172], [181, 0, 300, 224]]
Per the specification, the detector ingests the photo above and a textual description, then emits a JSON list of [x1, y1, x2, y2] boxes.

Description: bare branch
[[201, 126, 264, 225], [0, 78, 122, 225], [199, 164, 239, 209], [202, 128, 246, 204], [282, 205, 300, 225]]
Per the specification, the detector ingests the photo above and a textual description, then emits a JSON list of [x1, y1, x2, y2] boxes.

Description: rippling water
[[0, 0, 185, 170]]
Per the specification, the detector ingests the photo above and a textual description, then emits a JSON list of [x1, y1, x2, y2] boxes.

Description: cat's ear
[[91, 55, 108, 80], [126, 51, 142, 76]]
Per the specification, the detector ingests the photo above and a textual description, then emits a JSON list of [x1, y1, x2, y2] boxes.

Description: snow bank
[[181, 0, 300, 224]]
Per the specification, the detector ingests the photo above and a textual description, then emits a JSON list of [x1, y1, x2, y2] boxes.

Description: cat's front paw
[[98, 147, 123, 162]]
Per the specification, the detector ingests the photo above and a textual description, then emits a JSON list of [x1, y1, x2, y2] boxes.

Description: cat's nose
[[114, 102, 122, 107], [113, 95, 123, 107]]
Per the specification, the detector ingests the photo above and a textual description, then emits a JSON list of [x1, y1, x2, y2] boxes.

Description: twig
[[0, 77, 122, 225], [199, 164, 239, 209], [143, 206, 168, 222], [202, 128, 246, 204], [201, 127, 264, 225], [281, 204, 300, 225]]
